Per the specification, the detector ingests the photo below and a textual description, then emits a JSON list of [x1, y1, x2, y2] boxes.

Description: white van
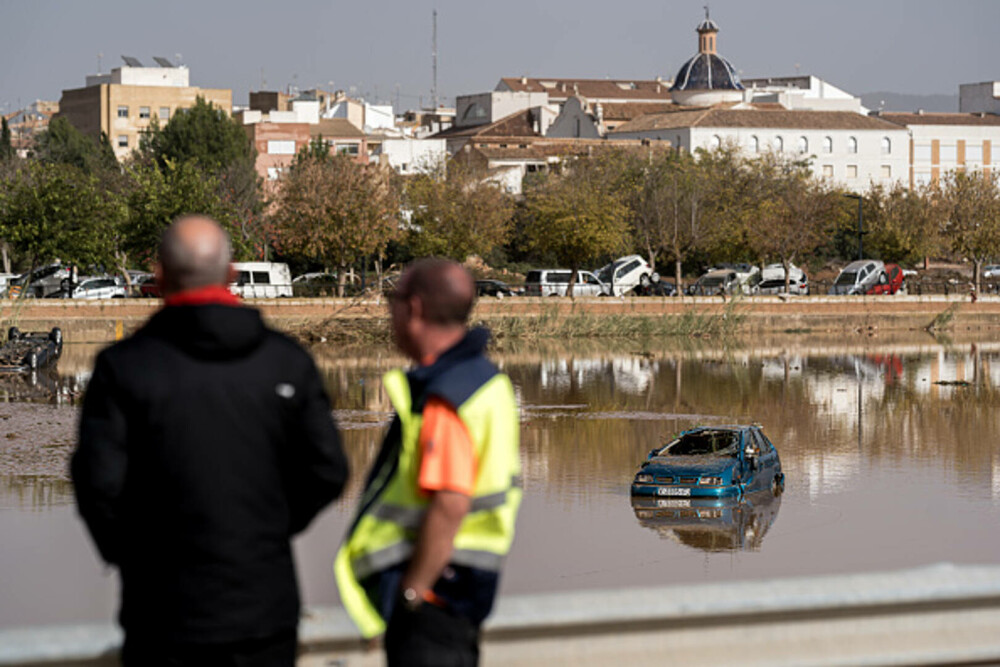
[[230, 262, 293, 298], [524, 269, 606, 297]]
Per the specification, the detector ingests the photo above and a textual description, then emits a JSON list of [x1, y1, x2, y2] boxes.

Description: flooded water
[[3, 334, 1000, 629]]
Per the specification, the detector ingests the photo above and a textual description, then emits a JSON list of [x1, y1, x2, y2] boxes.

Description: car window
[[663, 430, 740, 458], [548, 272, 571, 283], [751, 430, 772, 453], [236, 271, 251, 285], [252, 271, 270, 285], [526, 271, 542, 283]]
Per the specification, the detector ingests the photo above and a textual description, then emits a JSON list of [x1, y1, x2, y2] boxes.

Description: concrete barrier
[[4, 563, 1000, 666]]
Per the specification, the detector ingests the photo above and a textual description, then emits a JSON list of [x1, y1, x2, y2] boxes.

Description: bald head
[[395, 258, 475, 326], [158, 215, 232, 295]]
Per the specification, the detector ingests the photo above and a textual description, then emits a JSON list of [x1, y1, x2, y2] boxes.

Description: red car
[[139, 275, 161, 298], [866, 263, 905, 295]]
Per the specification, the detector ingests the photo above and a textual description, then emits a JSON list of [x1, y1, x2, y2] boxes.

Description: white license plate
[[657, 498, 691, 508], [656, 487, 690, 497]]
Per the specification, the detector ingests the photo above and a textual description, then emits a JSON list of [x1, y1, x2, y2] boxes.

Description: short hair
[[396, 258, 475, 325], [159, 215, 232, 292]]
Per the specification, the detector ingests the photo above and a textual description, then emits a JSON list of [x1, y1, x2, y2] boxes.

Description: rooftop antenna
[[432, 9, 439, 109], [97, 52, 103, 74]]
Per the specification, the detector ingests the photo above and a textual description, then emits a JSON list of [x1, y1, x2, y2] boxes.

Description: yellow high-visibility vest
[[335, 367, 521, 638]]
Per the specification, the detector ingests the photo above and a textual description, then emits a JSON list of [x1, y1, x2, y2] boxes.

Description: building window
[[847, 136, 858, 154], [967, 144, 983, 165], [822, 165, 834, 178], [117, 135, 128, 148], [846, 165, 858, 179], [915, 145, 932, 162], [940, 144, 957, 163], [881, 137, 891, 155], [139, 106, 150, 119], [880, 165, 891, 179], [749, 135, 760, 153], [336, 143, 360, 156], [267, 140, 297, 155], [773, 136, 784, 152], [797, 136, 808, 154], [159, 107, 170, 121], [823, 136, 833, 153], [117, 106, 129, 118]]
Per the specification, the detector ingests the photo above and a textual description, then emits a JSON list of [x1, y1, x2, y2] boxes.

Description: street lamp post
[[843, 193, 866, 260]]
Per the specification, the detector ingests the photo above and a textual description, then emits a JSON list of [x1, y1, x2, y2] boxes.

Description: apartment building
[[880, 112, 1000, 187], [58, 57, 231, 159]]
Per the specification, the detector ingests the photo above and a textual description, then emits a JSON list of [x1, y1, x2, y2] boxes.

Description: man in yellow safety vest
[[335, 258, 521, 666]]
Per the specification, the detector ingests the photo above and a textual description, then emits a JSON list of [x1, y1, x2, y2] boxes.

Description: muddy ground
[[0, 403, 78, 480]]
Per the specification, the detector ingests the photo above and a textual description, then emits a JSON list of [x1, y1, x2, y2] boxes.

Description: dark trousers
[[121, 628, 297, 667], [385, 602, 480, 667]]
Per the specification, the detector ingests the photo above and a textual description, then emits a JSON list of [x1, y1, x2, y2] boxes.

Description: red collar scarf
[[163, 285, 242, 308]]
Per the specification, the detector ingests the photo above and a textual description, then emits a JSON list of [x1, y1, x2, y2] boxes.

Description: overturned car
[[631, 425, 784, 500]]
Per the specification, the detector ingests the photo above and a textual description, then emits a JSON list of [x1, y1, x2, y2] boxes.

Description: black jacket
[[72, 304, 348, 644]]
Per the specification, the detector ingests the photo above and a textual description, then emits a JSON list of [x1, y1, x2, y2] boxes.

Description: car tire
[[8, 327, 21, 342], [49, 327, 62, 347], [771, 475, 784, 497], [639, 273, 651, 287]]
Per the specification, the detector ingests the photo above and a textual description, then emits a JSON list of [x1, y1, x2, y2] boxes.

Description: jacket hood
[[144, 305, 267, 360]]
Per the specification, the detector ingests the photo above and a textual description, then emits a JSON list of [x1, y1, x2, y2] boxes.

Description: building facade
[[58, 59, 231, 159], [879, 112, 1000, 187]]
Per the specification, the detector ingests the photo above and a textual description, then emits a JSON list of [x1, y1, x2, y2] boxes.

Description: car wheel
[[8, 327, 21, 342], [639, 273, 651, 287], [496, 292, 504, 300], [771, 475, 784, 497], [49, 328, 62, 347]]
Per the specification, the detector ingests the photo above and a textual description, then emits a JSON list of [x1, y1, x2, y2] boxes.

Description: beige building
[[58, 58, 231, 159], [879, 112, 1000, 187]]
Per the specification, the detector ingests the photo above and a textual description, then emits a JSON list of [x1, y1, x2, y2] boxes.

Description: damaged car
[[631, 425, 784, 500]]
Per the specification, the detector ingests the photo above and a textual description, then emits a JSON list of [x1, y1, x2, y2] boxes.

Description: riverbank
[[1, 295, 999, 344]]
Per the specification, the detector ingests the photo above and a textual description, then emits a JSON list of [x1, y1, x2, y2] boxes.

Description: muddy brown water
[[2, 334, 1000, 629]]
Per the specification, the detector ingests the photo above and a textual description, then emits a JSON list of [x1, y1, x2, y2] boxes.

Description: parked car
[[631, 273, 676, 297], [292, 272, 339, 297], [688, 269, 740, 296], [46, 276, 126, 299], [230, 262, 293, 298], [524, 269, 605, 297], [631, 425, 784, 501], [757, 263, 809, 295], [867, 263, 906, 295], [9, 263, 72, 298], [828, 260, 886, 295], [982, 264, 1000, 279], [596, 255, 653, 296], [138, 275, 161, 298], [475, 279, 518, 298], [0, 273, 15, 298], [630, 488, 782, 552]]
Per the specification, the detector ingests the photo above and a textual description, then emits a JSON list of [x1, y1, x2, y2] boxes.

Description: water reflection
[[631, 490, 782, 552]]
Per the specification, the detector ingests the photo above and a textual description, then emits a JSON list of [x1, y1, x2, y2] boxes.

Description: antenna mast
[[432, 9, 438, 109]]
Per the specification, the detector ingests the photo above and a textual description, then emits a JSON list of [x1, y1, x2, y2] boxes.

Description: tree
[[742, 154, 840, 293], [864, 182, 942, 267], [272, 153, 401, 296], [406, 162, 514, 261], [138, 98, 265, 256], [939, 169, 1000, 292], [32, 117, 118, 174], [522, 154, 630, 297], [0, 161, 125, 279], [1, 117, 14, 162]]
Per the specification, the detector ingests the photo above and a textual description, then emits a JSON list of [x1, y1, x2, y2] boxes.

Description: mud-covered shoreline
[[0, 403, 78, 480]]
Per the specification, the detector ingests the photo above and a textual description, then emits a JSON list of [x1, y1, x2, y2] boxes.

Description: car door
[[752, 430, 779, 490]]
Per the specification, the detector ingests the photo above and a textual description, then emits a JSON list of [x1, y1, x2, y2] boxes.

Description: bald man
[[336, 258, 522, 666], [73, 215, 348, 666]]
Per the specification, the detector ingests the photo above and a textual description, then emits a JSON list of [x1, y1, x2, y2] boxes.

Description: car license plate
[[657, 487, 690, 497], [657, 498, 691, 508]]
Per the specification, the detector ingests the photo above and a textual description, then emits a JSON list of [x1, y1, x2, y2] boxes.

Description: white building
[[879, 111, 1000, 187], [611, 106, 908, 192], [742, 75, 867, 114], [370, 136, 447, 175], [455, 91, 553, 129]]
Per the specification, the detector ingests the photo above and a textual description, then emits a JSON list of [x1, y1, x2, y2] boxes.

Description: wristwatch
[[402, 587, 423, 611]]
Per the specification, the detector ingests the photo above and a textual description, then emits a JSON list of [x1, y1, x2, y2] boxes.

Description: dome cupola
[[670, 8, 744, 106]]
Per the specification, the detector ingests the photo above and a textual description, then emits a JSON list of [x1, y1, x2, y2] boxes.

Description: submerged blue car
[[631, 425, 784, 500]]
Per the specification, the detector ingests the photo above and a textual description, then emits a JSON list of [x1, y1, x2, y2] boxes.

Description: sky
[[1, 0, 998, 114]]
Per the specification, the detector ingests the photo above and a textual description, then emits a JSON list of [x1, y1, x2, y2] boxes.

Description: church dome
[[670, 11, 744, 106]]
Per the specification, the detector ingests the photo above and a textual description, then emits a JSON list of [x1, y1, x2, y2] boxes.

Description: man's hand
[[401, 489, 471, 597]]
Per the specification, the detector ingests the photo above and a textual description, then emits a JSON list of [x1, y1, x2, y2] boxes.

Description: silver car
[[828, 260, 886, 295], [524, 269, 606, 297]]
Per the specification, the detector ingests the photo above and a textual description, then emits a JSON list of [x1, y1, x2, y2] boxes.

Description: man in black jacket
[[72, 215, 348, 666]]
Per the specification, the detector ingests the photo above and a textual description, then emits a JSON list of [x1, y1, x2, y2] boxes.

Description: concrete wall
[[959, 81, 1000, 114], [546, 97, 602, 138]]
